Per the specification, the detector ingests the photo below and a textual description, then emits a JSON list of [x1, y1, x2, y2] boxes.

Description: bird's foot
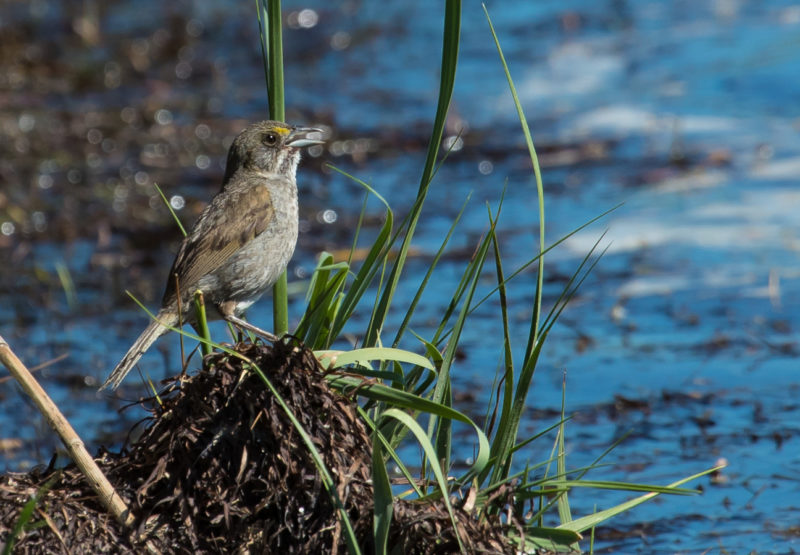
[[224, 314, 279, 342]]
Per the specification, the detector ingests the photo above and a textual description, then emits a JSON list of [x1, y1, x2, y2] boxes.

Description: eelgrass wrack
[[1, 338, 520, 554]]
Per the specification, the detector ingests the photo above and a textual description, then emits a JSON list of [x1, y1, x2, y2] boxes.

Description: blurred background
[[2, 1, 800, 551]]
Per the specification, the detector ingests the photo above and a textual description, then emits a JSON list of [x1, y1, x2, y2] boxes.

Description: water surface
[[1, 1, 799, 551]]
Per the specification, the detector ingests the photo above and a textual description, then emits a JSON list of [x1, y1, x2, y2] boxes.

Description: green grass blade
[[371, 427, 393, 555], [264, 0, 284, 122], [420, 0, 461, 190], [428, 202, 498, 474], [482, 4, 545, 362], [573, 430, 632, 482], [487, 238, 608, 486], [154, 182, 187, 237], [486, 190, 513, 442], [428, 254, 476, 347], [466, 204, 619, 326], [3, 473, 59, 555], [558, 465, 725, 534], [510, 415, 573, 456], [297, 253, 337, 330], [403, 331, 444, 395], [542, 480, 699, 495], [54, 261, 77, 309], [293, 254, 350, 347], [347, 192, 369, 269], [324, 167, 395, 343], [480, 5, 551, 487], [508, 528, 583, 552], [193, 290, 212, 356], [258, 0, 288, 335], [329, 373, 490, 479], [539, 237, 609, 333], [363, 0, 461, 348], [269, 200, 289, 335], [319, 347, 435, 372], [256, 1, 270, 97], [426, 208, 620, 353], [391, 193, 472, 349], [380, 408, 465, 552], [555, 375, 575, 543], [326, 375, 471, 425], [359, 407, 425, 499], [153, 177, 188, 363]]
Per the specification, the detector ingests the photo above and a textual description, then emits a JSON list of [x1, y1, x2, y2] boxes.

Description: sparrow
[[101, 120, 323, 390]]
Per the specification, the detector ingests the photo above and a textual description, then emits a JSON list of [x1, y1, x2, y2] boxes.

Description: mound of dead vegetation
[[0, 339, 520, 554]]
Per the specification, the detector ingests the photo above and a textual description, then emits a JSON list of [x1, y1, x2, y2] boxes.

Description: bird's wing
[[161, 181, 274, 306]]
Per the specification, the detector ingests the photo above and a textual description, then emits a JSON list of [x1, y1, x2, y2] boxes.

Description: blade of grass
[[324, 166, 395, 344], [293, 254, 350, 346], [258, 0, 288, 335], [558, 466, 724, 534], [154, 183, 187, 237], [155, 184, 189, 365], [467, 204, 620, 321], [487, 237, 608, 485], [479, 5, 550, 488], [507, 528, 583, 552], [486, 187, 513, 442], [428, 201, 499, 476], [380, 408, 465, 552], [426, 230, 488, 351], [403, 331, 444, 395], [2, 473, 59, 555], [556, 373, 572, 525], [328, 373, 490, 481], [363, 0, 461, 348], [510, 415, 573, 456], [541, 480, 699, 495], [371, 426, 393, 555], [319, 347, 435, 373], [359, 406, 425, 498], [391, 193, 472, 349], [483, 4, 546, 363], [54, 261, 77, 309], [422, 190, 511, 356], [427, 207, 621, 354], [193, 290, 211, 356], [265, 1, 284, 121]]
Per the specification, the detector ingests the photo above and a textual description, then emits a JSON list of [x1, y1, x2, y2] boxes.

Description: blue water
[[2, 1, 800, 551]]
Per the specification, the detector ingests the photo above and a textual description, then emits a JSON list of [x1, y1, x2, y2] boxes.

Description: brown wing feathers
[[162, 183, 274, 306]]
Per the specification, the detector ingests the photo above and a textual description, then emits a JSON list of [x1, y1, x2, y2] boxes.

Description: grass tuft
[[108, 1, 723, 551]]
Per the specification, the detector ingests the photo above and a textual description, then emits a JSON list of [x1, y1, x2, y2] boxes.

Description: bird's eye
[[262, 132, 279, 146]]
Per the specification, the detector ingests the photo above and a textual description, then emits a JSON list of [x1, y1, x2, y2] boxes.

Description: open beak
[[286, 127, 325, 148]]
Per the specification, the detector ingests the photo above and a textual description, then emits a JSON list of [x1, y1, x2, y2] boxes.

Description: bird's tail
[[100, 311, 176, 391]]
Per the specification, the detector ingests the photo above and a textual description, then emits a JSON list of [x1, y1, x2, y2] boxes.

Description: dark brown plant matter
[[0, 339, 522, 554]]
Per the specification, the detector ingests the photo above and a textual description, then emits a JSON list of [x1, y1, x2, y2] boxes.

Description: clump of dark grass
[[117, 338, 375, 552], [0, 339, 524, 553]]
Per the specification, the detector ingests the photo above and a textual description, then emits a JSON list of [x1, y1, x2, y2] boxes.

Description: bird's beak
[[286, 127, 325, 148]]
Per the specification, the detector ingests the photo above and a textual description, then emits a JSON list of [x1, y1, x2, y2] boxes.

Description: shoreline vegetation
[[1, 339, 527, 553], [0, 2, 719, 553]]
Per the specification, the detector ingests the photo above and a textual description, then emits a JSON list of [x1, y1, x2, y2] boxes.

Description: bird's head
[[223, 120, 324, 183]]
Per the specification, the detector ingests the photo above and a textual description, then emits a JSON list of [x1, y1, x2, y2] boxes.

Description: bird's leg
[[224, 314, 279, 342]]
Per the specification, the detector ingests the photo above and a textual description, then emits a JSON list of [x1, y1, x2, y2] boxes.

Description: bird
[[100, 120, 323, 390]]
